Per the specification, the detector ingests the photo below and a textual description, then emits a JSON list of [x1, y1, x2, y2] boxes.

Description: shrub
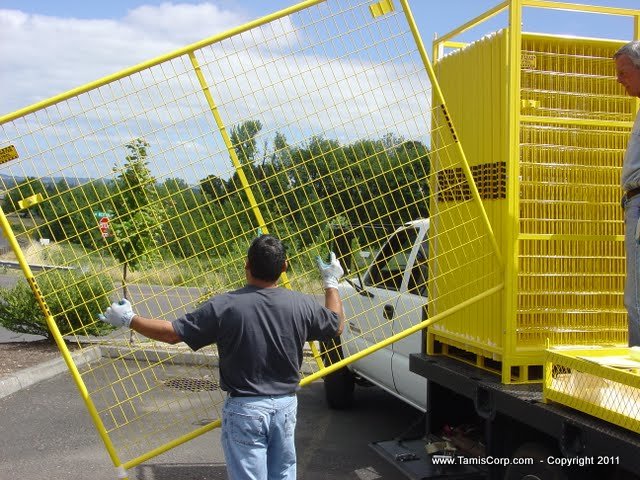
[[0, 270, 114, 342]]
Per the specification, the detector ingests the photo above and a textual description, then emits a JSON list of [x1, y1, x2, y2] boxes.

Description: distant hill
[[0, 174, 94, 191]]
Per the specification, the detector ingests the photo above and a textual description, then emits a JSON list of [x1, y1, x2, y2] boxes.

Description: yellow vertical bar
[[433, 35, 442, 66], [0, 209, 129, 479], [188, 51, 324, 368], [188, 52, 269, 236], [399, 0, 504, 268], [504, 0, 523, 383]]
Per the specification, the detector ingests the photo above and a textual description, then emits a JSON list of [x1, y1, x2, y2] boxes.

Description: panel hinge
[[18, 193, 45, 209], [370, 0, 394, 18]]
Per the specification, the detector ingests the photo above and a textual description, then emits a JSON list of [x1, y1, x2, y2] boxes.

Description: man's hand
[[316, 252, 344, 289], [98, 299, 135, 328]]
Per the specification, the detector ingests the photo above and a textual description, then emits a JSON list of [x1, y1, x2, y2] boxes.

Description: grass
[[12, 237, 323, 294]]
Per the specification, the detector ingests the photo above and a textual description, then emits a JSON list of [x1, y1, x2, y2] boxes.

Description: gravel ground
[[0, 341, 73, 377]]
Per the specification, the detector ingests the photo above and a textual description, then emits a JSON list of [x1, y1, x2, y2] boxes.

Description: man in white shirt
[[614, 40, 640, 346]]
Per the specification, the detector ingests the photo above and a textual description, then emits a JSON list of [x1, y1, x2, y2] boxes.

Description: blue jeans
[[624, 194, 640, 346], [221, 394, 297, 480]]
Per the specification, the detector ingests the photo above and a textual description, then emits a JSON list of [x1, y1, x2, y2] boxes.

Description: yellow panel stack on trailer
[[429, 1, 638, 384]]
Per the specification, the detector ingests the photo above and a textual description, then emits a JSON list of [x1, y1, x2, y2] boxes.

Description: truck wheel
[[323, 367, 355, 409], [503, 442, 568, 480], [319, 337, 355, 409]]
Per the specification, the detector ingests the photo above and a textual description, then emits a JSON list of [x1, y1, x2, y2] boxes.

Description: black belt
[[627, 187, 640, 201], [228, 392, 254, 397], [227, 391, 295, 398]]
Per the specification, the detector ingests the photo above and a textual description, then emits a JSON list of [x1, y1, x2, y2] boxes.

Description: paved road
[[0, 371, 422, 480], [0, 272, 426, 478]]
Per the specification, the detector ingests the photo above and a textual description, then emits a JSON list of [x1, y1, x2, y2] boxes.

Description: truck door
[[349, 226, 420, 395], [391, 228, 428, 410]]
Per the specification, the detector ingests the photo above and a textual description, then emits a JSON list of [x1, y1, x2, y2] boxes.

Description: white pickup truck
[[323, 219, 429, 411], [322, 220, 640, 479]]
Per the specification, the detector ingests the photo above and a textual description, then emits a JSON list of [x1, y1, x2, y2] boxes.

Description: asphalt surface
[[0, 369, 423, 480], [0, 325, 43, 342], [0, 270, 425, 479]]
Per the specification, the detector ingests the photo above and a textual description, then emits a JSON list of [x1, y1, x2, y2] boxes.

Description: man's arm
[[130, 315, 182, 344], [324, 287, 345, 336], [99, 299, 182, 345]]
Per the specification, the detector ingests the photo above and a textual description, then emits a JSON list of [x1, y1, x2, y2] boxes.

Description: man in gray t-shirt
[[99, 234, 344, 479], [173, 284, 341, 396]]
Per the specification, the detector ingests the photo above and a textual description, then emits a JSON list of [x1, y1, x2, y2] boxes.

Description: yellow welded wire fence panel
[[0, 0, 502, 471]]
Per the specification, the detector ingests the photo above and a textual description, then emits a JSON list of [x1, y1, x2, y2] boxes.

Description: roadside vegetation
[[0, 123, 430, 338], [0, 269, 113, 342]]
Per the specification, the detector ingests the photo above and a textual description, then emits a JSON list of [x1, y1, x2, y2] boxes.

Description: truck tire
[[323, 367, 355, 409], [503, 442, 568, 480], [320, 338, 355, 409]]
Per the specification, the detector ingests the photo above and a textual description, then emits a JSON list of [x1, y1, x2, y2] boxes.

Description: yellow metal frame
[[433, 0, 640, 63], [402, 0, 504, 269], [188, 50, 323, 370], [544, 347, 640, 433], [431, 0, 640, 383], [0, 214, 128, 474]]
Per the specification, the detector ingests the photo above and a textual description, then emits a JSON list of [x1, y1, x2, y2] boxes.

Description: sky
[[1, 0, 638, 117], [0, 0, 638, 183]]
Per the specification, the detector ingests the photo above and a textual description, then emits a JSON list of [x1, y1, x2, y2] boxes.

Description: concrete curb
[[0, 345, 220, 400], [100, 344, 219, 367], [0, 344, 317, 400], [0, 345, 101, 400]]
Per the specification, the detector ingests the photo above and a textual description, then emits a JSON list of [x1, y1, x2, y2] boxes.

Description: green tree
[[1, 177, 47, 217], [0, 271, 114, 343], [38, 179, 113, 249], [108, 138, 166, 299], [230, 120, 263, 166], [158, 177, 218, 259], [196, 124, 430, 261], [199, 174, 226, 201]]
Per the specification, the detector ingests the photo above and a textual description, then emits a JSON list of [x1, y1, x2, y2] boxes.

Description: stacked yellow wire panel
[[431, 1, 638, 384], [544, 347, 640, 434], [518, 34, 629, 351], [0, 0, 501, 475]]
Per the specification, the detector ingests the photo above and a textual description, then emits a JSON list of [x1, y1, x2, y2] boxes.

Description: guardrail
[[0, 260, 75, 272]]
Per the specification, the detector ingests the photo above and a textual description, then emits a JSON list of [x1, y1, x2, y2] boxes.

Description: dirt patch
[[0, 341, 78, 377]]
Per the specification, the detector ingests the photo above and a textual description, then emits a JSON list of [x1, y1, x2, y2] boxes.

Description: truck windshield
[[407, 240, 428, 296], [365, 227, 418, 291]]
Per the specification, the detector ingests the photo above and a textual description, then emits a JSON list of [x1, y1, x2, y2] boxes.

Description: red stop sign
[[98, 217, 110, 237]]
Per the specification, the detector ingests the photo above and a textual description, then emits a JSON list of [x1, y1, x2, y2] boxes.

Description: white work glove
[[98, 299, 135, 328], [316, 252, 344, 290]]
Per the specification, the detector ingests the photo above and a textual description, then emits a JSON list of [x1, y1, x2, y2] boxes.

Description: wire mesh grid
[[517, 37, 628, 347], [430, 25, 631, 373], [545, 348, 640, 434], [0, 0, 501, 467], [521, 35, 634, 122]]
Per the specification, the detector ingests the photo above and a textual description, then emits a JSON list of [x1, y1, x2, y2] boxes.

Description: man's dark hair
[[247, 234, 286, 282]]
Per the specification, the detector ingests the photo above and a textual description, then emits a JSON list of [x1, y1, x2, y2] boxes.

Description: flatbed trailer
[[371, 353, 640, 480]]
